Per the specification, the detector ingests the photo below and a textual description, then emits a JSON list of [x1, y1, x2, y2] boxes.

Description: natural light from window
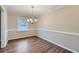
[[17, 17, 29, 31]]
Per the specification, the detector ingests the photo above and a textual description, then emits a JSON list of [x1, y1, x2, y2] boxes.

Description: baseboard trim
[[8, 36, 37, 41], [37, 35, 78, 53]]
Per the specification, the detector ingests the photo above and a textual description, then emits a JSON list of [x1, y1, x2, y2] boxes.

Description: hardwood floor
[[0, 36, 72, 53]]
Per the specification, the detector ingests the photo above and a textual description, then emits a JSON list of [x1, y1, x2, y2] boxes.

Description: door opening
[[0, 7, 1, 48]]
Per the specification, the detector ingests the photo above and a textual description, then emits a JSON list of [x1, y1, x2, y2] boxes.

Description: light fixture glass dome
[[27, 19, 30, 22], [34, 18, 37, 22]]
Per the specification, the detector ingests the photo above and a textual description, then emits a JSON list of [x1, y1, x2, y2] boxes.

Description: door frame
[[1, 6, 8, 48]]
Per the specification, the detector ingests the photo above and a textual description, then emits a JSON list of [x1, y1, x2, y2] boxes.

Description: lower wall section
[[8, 30, 36, 40], [37, 30, 79, 52]]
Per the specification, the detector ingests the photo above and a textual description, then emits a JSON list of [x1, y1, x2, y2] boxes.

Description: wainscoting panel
[[37, 29, 79, 52]]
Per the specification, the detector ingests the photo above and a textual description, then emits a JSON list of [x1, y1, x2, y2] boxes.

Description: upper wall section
[[37, 6, 79, 33]]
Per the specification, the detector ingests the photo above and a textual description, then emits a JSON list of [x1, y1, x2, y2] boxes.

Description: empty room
[[0, 5, 79, 53]]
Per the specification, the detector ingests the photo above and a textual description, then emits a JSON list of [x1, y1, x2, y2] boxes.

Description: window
[[17, 17, 28, 31]]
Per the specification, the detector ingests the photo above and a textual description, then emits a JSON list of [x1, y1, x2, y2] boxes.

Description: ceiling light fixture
[[27, 6, 37, 24]]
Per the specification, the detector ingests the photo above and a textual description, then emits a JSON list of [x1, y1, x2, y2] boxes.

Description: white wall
[[8, 12, 36, 40], [36, 6, 79, 52], [1, 6, 8, 48], [2, 5, 79, 52]]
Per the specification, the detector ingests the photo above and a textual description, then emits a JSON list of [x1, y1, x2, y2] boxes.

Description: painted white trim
[[8, 35, 35, 40], [37, 28, 79, 36], [37, 35, 78, 53], [8, 28, 79, 36], [1, 6, 8, 48], [8, 28, 37, 31]]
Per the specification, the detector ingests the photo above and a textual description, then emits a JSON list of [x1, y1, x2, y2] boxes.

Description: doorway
[[0, 7, 1, 48]]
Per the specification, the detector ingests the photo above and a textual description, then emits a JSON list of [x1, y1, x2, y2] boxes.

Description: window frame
[[17, 17, 29, 32]]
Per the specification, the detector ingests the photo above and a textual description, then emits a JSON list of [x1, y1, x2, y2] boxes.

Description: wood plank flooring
[[0, 36, 72, 53]]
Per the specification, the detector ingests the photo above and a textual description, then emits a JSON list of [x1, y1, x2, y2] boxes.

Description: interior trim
[[8, 28, 36, 31], [8, 28, 79, 36], [37, 28, 79, 36], [8, 36, 36, 41]]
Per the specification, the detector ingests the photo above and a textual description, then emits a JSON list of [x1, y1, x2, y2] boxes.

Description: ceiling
[[5, 5, 64, 17]]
